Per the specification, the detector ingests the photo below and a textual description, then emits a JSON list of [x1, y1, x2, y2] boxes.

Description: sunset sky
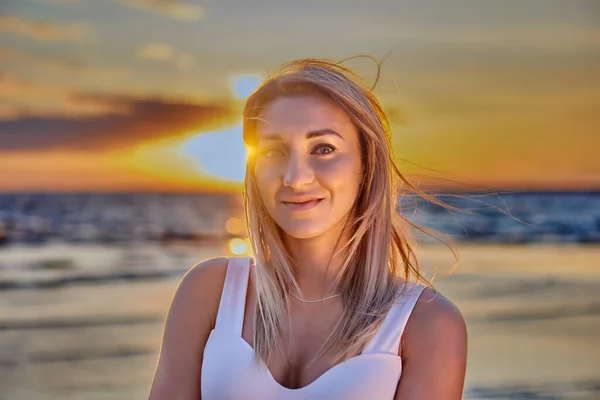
[[0, 0, 598, 193]]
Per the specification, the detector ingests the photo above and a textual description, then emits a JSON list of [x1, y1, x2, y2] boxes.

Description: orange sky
[[0, 0, 598, 192]]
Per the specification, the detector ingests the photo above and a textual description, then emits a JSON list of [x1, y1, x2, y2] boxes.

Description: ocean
[[0, 191, 599, 399], [0, 191, 599, 245]]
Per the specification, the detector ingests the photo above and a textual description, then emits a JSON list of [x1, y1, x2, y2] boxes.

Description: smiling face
[[253, 94, 363, 240]]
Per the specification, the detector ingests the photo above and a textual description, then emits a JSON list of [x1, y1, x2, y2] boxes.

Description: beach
[[0, 242, 598, 399]]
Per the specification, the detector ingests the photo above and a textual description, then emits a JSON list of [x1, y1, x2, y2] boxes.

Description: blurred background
[[0, 0, 599, 399]]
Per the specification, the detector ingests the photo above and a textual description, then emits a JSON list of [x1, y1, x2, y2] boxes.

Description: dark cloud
[[0, 94, 233, 152]]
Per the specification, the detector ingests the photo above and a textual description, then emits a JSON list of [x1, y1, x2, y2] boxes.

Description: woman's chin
[[278, 221, 328, 240]]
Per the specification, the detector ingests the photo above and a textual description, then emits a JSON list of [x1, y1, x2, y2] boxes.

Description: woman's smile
[[281, 198, 324, 211]]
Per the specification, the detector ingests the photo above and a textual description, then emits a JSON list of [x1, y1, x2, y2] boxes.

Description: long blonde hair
[[242, 58, 459, 367]]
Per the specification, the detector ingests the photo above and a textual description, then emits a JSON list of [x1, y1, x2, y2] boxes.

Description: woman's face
[[254, 94, 363, 240]]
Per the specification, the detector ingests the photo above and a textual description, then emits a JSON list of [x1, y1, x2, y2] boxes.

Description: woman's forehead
[[256, 96, 356, 140]]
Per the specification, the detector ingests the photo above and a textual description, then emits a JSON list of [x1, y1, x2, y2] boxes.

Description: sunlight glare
[[226, 216, 246, 235], [182, 125, 247, 182], [179, 73, 262, 183], [229, 237, 252, 255]]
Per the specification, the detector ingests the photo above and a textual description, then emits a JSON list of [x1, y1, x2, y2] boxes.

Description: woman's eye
[[262, 149, 284, 158], [313, 144, 336, 155]]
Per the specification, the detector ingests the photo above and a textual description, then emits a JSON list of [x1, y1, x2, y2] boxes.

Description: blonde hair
[[242, 58, 459, 368]]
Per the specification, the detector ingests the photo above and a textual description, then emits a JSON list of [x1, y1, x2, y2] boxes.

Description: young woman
[[149, 59, 468, 399]]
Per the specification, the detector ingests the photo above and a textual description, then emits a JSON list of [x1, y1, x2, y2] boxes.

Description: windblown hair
[[242, 58, 459, 368]]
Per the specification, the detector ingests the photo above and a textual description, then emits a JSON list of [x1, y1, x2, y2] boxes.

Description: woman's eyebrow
[[261, 128, 344, 142], [306, 128, 344, 140]]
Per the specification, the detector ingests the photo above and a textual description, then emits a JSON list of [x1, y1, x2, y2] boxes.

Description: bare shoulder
[[413, 286, 465, 329], [185, 255, 230, 284], [178, 256, 230, 319], [402, 286, 467, 355], [395, 285, 468, 399], [148, 256, 230, 399], [166, 256, 230, 326]]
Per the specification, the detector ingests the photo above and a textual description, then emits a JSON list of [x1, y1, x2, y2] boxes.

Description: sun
[[181, 125, 247, 182], [169, 73, 264, 183]]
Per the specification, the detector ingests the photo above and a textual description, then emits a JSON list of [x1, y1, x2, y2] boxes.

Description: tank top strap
[[215, 256, 251, 334], [361, 281, 427, 355]]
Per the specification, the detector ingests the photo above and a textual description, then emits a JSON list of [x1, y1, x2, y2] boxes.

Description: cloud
[[0, 104, 22, 121], [0, 16, 87, 42], [0, 47, 84, 69], [113, 0, 205, 21], [408, 25, 600, 50], [136, 42, 175, 61], [135, 42, 196, 70], [0, 47, 130, 82], [176, 53, 195, 70], [0, 73, 134, 120], [0, 89, 233, 152]]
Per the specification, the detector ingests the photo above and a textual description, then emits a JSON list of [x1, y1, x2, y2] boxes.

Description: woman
[[149, 58, 468, 399]]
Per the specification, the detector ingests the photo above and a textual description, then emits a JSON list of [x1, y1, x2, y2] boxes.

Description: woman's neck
[[283, 225, 351, 299]]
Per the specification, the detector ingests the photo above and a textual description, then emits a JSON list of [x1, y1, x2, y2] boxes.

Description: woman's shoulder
[[184, 256, 230, 286], [182, 255, 231, 294], [174, 256, 232, 325], [148, 256, 233, 398], [394, 282, 468, 396], [399, 282, 467, 358], [411, 286, 465, 328]]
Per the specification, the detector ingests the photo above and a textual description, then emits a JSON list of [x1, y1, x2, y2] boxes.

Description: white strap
[[215, 257, 250, 333]]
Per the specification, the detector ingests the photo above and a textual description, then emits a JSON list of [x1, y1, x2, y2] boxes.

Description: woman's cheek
[[316, 156, 358, 183]]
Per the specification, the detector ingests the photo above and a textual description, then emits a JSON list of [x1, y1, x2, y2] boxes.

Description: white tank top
[[201, 256, 426, 399]]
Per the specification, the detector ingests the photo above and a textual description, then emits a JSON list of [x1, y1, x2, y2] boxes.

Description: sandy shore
[[418, 243, 600, 399], [0, 242, 599, 399]]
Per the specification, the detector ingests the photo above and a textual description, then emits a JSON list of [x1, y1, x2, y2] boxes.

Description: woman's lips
[[282, 198, 323, 211]]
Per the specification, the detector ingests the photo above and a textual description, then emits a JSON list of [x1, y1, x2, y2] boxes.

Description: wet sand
[[0, 242, 599, 399]]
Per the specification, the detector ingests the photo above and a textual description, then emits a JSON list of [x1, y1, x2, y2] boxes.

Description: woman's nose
[[283, 154, 315, 188]]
